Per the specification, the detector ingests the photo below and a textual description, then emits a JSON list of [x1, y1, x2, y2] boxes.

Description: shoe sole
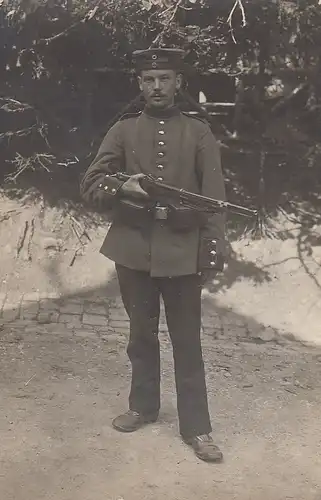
[[194, 450, 223, 463], [112, 416, 158, 433]]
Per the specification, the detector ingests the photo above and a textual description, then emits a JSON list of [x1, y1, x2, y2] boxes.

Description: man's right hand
[[119, 173, 149, 199]]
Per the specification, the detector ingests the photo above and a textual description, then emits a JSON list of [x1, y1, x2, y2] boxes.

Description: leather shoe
[[183, 434, 223, 463], [112, 410, 158, 433]]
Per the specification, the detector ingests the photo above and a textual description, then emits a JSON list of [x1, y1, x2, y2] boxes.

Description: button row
[[157, 123, 166, 180]]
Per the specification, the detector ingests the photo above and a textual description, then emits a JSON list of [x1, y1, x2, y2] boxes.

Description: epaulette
[[119, 111, 142, 121], [181, 112, 209, 124]]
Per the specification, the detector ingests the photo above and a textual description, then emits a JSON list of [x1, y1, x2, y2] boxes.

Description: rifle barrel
[[144, 177, 257, 218], [111, 173, 257, 218]]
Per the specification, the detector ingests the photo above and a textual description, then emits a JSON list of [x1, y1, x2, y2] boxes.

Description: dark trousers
[[115, 264, 212, 439]]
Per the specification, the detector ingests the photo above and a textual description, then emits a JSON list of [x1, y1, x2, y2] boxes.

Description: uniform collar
[[143, 105, 181, 119]]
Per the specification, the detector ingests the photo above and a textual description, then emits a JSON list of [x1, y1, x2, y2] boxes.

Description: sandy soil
[[1, 324, 321, 500]]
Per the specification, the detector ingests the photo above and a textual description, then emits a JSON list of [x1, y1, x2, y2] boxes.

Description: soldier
[[80, 48, 226, 463]]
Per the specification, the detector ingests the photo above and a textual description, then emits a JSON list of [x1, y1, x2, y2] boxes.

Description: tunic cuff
[[198, 237, 225, 272], [98, 174, 125, 198]]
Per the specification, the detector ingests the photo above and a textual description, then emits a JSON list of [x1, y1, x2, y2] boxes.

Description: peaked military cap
[[132, 48, 185, 71]]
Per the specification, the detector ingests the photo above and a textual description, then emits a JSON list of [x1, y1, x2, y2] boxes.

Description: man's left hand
[[200, 270, 217, 286]]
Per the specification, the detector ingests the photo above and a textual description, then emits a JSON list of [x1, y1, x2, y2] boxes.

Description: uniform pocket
[[167, 205, 208, 232], [113, 199, 153, 229]]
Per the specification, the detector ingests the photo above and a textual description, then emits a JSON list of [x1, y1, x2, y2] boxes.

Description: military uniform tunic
[[80, 106, 226, 277]]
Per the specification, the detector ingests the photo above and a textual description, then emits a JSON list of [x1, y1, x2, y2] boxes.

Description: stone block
[[109, 309, 128, 321], [83, 313, 107, 327], [109, 327, 130, 337], [65, 297, 86, 304], [59, 314, 82, 326], [21, 302, 39, 315], [40, 300, 60, 312], [84, 303, 107, 316], [23, 292, 40, 303], [74, 328, 97, 337], [41, 323, 69, 334], [112, 299, 125, 309], [2, 307, 20, 322], [109, 320, 130, 330], [20, 311, 38, 321], [59, 303, 83, 315], [38, 312, 59, 324], [86, 294, 107, 304], [5, 319, 34, 328], [100, 331, 126, 341]]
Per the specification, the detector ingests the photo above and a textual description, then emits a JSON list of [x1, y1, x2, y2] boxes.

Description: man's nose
[[154, 78, 161, 90]]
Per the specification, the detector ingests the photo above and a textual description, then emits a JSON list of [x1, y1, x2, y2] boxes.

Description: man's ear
[[137, 76, 143, 92], [176, 73, 183, 91]]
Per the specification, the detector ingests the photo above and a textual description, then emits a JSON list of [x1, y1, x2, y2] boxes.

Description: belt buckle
[[154, 205, 168, 220]]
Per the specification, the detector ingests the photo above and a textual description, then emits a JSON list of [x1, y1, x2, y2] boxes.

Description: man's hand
[[120, 173, 149, 199], [200, 270, 217, 286]]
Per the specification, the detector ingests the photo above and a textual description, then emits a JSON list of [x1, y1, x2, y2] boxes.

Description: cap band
[[133, 48, 185, 71]]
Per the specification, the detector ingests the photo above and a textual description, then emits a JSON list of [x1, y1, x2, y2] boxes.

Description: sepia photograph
[[0, 0, 321, 498]]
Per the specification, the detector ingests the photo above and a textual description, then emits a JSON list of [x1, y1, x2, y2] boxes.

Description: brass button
[[159, 141, 165, 146], [210, 261, 216, 266], [157, 177, 164, 181], [158, 152, 164, 157], [99, 183, 102, 187], [157, 164, 164, 170], [111, 188, 116, 194], [104, 186, 108, 191], [159, 130, 165, 135], [210, 250, 217, 255], [159, 120, 165, 125]]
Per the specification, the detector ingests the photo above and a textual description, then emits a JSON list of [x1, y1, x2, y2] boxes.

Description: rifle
[[111, 173, 257, 218]]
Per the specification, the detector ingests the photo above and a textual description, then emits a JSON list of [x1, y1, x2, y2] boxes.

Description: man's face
[[138, 69, 182, 109]]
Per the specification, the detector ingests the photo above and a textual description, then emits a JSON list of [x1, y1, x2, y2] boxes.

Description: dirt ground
[[1, 190, 321, 499]]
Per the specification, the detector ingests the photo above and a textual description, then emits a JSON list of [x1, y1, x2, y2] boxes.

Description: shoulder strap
[[181, 112, 208, 124], [119, 111, 142, 121]]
